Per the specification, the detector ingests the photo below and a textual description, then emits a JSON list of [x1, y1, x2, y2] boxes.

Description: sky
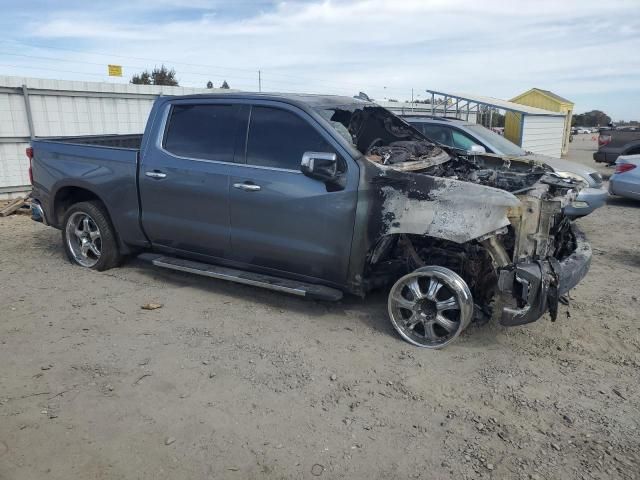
[[0, 0, 639, 120]]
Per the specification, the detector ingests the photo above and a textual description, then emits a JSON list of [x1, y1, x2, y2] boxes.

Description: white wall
[[521, 115, 565, 158], [0, 76, 218, 195]]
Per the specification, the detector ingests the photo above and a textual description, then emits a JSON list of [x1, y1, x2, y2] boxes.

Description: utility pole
[[411, 88, 414, 113], [258, 70, 262, 92]]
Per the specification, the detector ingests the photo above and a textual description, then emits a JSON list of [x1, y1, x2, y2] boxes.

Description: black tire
[[61, 200, 121, 271]]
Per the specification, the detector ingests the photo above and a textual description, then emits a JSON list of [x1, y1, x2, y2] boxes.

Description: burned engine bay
[[319, 104, 579, 194], [367, 140, 555, 193], [320, 104, 587, 327]]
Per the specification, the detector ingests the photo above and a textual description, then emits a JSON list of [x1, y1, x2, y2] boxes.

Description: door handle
[[233, 182, 261, 192], [145, 171, 167, 179]]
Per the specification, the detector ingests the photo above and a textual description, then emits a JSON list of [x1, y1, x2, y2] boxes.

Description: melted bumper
[[498, 224, 591, 326]]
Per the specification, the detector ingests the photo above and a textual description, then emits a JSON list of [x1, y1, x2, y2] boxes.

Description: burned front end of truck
[[318, 103, 592, 348]]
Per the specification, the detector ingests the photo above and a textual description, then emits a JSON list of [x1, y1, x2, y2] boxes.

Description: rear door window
[[421, 125, 453, 146], [246, 106, 333, 170], [163, 104, 240, 162]]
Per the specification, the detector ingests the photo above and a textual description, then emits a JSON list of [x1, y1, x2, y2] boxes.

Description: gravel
[[0, 141, 638, 479]]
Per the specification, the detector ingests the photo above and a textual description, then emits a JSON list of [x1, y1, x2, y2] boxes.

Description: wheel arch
[[53, 185, 109, 228], [51, 185, 134, 255], [364, 232, 498, 305]]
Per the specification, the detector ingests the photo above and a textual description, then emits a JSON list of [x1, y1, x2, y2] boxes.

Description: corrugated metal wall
[[504, 111, 565, 158], [0, 76, 215, 196], [0, 86, 30, 191], [520, 116, 565, 158]]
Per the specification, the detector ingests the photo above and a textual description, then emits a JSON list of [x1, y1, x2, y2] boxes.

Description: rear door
[[139, 101, 245, 259], [226, 103, 359, 285]]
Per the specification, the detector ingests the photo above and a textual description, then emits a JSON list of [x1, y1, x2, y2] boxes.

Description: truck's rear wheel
[[62, 201, 121, 271], [387, 266, 474, 348]]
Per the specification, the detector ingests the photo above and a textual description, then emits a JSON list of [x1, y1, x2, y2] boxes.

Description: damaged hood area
[[316, 103, 584, 244], [377, 176, 520, 243]]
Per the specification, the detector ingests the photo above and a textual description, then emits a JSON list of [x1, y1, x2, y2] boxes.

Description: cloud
[[34, 19, 157, 40], [2, 0, 639, 118]]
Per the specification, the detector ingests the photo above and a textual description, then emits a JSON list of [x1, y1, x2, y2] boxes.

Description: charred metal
[[322, 104, 589, 335]]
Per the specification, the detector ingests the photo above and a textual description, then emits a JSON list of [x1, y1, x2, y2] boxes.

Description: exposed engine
[[319, 104, 578, 194], [367, 140, 554, 193]]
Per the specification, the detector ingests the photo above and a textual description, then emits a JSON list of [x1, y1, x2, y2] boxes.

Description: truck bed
[[30, 135, 145, 248]]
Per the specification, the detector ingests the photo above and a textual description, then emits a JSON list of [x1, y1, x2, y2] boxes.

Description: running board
[[138, 254, 343, 301]]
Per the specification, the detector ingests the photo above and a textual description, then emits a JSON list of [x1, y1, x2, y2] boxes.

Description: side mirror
[[301, 152, 338, 181], [468, 144, 486, 155]]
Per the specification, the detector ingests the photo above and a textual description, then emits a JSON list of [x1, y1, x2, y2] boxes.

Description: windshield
[[465, 124, 526, 156], [315, 104, 425, 154]]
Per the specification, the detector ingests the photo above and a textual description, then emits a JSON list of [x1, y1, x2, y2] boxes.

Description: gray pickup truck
[[594, 128, 640, 164], [29, 93, 592, 349]]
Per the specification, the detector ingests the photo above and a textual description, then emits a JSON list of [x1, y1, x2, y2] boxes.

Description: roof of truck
[[161, 92, 370, 108]]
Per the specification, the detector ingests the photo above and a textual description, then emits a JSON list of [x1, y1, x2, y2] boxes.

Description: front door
[[139, 101, 244, 259], [227, 104, 358, 285]]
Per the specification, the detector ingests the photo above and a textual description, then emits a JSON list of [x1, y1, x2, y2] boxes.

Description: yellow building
[[508, 88, 574, 156]]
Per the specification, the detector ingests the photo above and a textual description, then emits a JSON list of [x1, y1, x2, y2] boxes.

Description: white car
[[576, 127, 592, 134]]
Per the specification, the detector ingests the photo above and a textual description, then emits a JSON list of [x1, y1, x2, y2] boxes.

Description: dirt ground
[[1, 140, 639, 480]]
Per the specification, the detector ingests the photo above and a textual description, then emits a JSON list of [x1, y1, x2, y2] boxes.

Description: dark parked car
[[594, 128, 640, 164], [28, 93, 591, 349], [403, 116, 607, 217]]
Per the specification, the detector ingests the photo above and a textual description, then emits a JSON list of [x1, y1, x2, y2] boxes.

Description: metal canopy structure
[[424, 90, 567, 158], [426, 89, 563, 119]]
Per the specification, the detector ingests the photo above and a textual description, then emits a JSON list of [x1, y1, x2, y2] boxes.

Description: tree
[[206, 81, 213, 89], [130, 65, 178, 86], [572, 110, 611, 127], [220, 80, 230, 89], [477, 106, 505, 128], [130, 71, 151, 85]]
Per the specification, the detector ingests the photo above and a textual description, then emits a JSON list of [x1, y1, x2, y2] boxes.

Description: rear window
[[163, 104, 239, 162]]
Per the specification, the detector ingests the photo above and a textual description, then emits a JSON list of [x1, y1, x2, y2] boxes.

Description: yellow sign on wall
[[108, 65, 123, 77]]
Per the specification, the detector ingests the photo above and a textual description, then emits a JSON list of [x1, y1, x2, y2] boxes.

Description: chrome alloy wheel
[[388, 266, 474, 348], [65, 212, 102, 268]]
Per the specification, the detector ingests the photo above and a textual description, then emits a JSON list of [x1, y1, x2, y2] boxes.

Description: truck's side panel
[[31, 140, 147, 247]]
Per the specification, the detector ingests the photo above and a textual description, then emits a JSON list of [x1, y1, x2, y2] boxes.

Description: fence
[[0, 76, 215, 197]]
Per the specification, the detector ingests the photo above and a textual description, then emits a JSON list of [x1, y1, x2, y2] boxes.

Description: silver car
[[404, 117, 607, 217], [609, 155, 640, 200]]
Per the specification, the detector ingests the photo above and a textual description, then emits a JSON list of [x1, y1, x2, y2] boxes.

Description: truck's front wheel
[[62, 201, 121, 271], [387, 266, 474, 348]]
